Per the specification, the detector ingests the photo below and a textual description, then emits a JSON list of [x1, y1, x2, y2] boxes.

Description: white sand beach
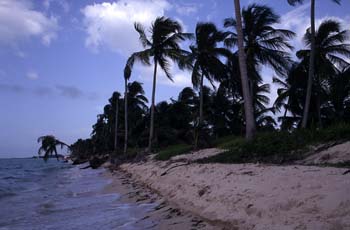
[[116, 147, 350, 230]]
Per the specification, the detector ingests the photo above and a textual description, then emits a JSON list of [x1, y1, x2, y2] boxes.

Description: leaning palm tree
[[287, 0, 341, 128], [185, 22, 230, 147], [233, 0, 256, 140], [37, 135, 70, 161], [124, 16, 192, 152]]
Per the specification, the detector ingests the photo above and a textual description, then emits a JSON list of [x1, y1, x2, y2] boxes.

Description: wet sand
[[103, 169, 218, 230]]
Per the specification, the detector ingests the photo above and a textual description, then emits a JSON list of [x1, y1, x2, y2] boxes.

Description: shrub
[[201, 123, 350, 164], [155, 144, 193, 161]]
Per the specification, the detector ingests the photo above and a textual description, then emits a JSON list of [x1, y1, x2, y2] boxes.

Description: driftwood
[[312, 140, 345, 154], [160, 162, 191, 176]]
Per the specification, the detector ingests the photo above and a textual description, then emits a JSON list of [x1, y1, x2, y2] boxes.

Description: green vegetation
[[199, 123, 350, 164], [155, 144, 193, 161], [124, 17, 193, 152], [67, 2, 350, 166]]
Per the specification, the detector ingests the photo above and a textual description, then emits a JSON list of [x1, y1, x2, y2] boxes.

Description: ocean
[[0, 158, 156, 230]]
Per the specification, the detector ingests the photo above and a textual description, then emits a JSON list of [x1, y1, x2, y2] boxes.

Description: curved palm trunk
[[234, 0, 256, 141], [148, 61, 158, 152], [124, 78, 128, 154], [54, 148, 58, 161], [301, 0, 315, 128], [114, 96, 119, 152]]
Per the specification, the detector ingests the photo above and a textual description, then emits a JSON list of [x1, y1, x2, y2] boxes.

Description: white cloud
[[0, 0, 58, 46], [175, 3, 199, 16], [55, 85, 83, 99], [278, 3, 310, 52], [26, 71, 39, 80], [81, 0, 171, 54]]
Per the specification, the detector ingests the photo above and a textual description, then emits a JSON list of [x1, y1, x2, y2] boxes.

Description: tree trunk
[[199, 74, 204, 124], [301, 0, 315, 128], [234, 0, 256, 141], [114, 96, 119, 151], [124, 78, 128, 154], [148, 61, 158, 152], [195, 74, 204, 149], [316, 93, 322, 128]]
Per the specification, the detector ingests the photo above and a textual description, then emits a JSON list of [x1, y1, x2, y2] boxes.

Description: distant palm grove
[[70, 2, 350, 161]]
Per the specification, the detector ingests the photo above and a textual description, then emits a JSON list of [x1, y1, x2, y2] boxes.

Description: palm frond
[[124, 50, 152, 80], [134, 22, 152, 48], [157, 56, 173, 81]]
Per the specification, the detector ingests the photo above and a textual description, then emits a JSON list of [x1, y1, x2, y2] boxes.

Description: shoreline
[[103, 167, 218, 229], [110, 148, 350, 230]]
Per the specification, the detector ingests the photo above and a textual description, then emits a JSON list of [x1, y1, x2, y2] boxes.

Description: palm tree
[[124, 16, 192, 152], [185, 22, 230, 147], [327, 66, 350, 121], [112, 92, 120, 152], [126, 81, 148, 145], [225, 4, 295, 84], [228, 3, 295, 138], [233, 0, 256, 141], [274, 61, 310, 129], [297, 19, 350, 126], [37, 135, 70, 161], [124, 76, 128, 154], [287, 0, 341, 128]]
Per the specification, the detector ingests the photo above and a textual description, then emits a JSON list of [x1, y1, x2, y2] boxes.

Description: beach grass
[[155, 144, 193, 161]]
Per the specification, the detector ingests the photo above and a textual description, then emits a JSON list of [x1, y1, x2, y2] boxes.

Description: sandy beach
[[111, 148, 350, 230], [103, 168, 218, 229]]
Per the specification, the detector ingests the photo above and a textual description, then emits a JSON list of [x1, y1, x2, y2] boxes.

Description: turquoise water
[[0, 158, 155, 230]]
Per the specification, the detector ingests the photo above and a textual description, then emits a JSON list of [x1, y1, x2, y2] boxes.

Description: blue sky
[[0, 0, 349, 158]]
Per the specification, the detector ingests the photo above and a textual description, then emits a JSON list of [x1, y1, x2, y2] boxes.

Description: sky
[[0, 0, 349, 158]]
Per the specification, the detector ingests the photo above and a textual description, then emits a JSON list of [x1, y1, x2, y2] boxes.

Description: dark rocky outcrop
[[89, 155, 109, 169]]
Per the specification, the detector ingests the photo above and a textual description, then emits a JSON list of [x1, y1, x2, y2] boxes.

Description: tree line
[[65, 1, 350, 161]]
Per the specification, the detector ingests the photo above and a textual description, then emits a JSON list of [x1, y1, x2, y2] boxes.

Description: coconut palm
[[228, 3, 295, 139], [327, 66, 350, 121], [37, 135, 70, 161], [225, 4, 295, 84], [124, 76, 128, 154], [233, 0, 256, 141], [287, 0, 341, 128], [184, 22, 230, 147], [126, 81, 148, 145], [111, 92, 120, 152], [124, 16, 192, 152], [297, 19, 350, 126], [122, 81, 149, 154]]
